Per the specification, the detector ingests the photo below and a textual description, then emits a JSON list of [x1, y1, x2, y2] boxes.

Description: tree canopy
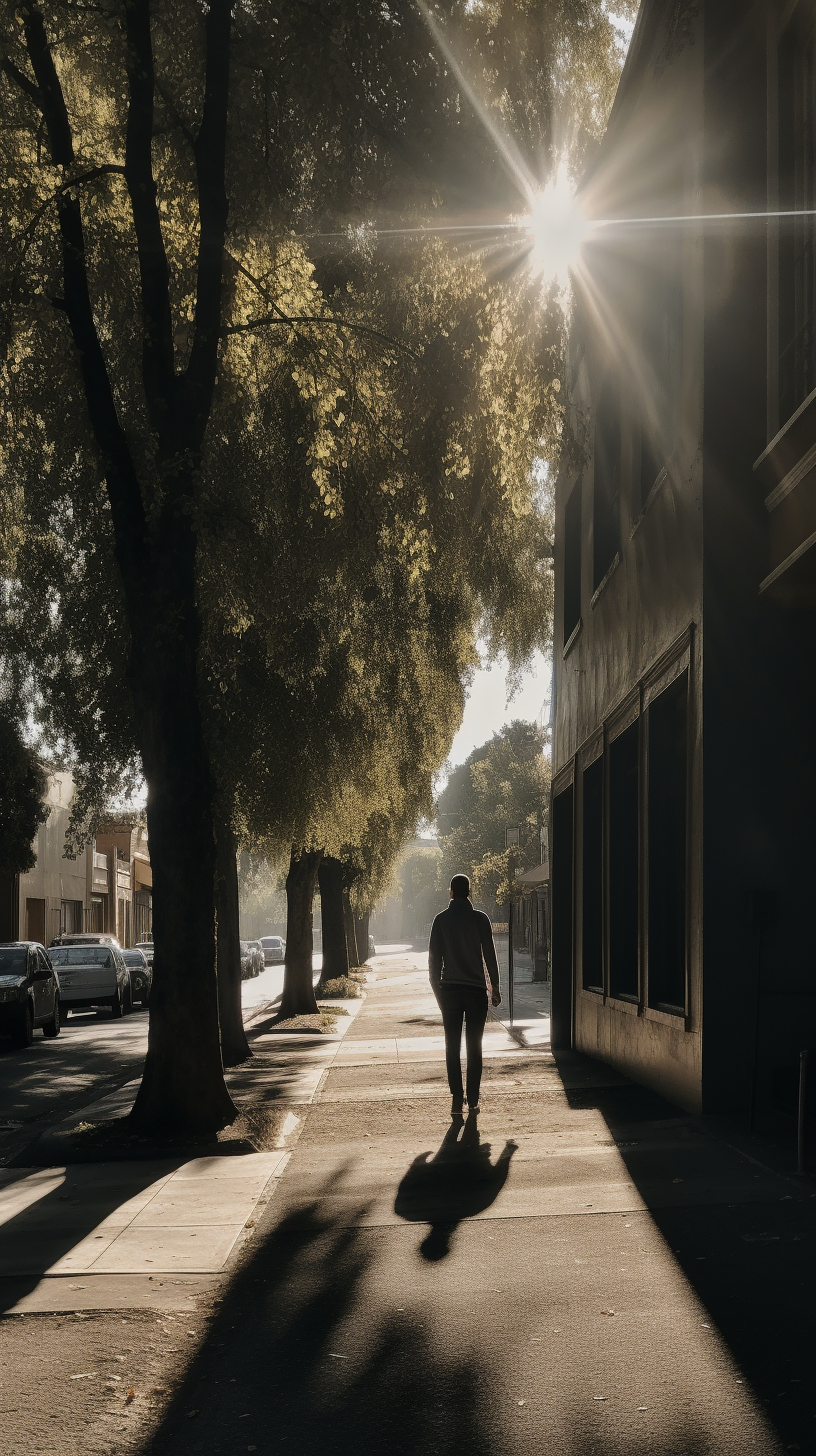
[[0, 0, 629, 1128], [0, 710, 48, 875], [436, 718, 550, 908]]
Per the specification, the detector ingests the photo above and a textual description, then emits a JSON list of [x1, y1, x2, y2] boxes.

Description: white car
[[49, 944, 131, 1017], [260, 935, 285, 965]]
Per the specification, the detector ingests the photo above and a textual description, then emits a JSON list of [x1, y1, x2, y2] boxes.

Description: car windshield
[[50, 948, 113, 967], [261, 938, 281, 947], [0, 947, 27, 972], [122, 952, 145, 965]]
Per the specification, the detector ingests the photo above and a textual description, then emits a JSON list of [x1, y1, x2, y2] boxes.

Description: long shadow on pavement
[[141, 1175, 494, 1456], [394, 1113, 516, 1260], [552, 1057, 816, 1454], [0, 1159, 184, 1315]]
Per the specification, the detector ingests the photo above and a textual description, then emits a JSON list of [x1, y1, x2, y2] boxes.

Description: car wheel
[[110, 986, 124, 1018], [43, 994, 61, 1038], [12, 1000, 34, 1048]]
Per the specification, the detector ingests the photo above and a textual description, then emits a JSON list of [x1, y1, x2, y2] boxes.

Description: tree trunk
[[216, 814, 250, 1066], [317, 857, 349, 989], [279, 849, 323, 1018], [128, 596, 236, 1134], [343, 892, 359, 968], [354, 910, 370, 963]]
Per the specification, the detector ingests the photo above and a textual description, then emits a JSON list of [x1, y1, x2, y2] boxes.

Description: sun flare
[[523, 172, 590, 287]]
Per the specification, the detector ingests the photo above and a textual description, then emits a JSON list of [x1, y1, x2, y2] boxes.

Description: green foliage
[[0, 711, 48, 874], [436, 718, 550, 907]]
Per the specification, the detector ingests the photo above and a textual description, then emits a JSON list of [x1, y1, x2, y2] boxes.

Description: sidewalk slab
[[0, 989, 367, 1301]]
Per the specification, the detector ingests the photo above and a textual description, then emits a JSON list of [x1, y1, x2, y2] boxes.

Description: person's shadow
[[394, 1115, 517, 1261]]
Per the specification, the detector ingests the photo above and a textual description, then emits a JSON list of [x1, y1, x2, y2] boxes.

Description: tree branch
[[18, 4, 148, 587], [123, 0, 176, 439], [0, 53, 42, 107], [222, 311, 421, 361], [18, 4, 73, 164], [183, 0, 232, 452]]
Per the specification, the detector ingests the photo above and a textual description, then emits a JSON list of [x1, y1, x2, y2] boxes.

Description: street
[[0, 961, 290, 1167]]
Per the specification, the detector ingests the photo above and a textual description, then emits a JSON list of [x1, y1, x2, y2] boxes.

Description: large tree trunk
[[279, 849, 323, 1018], [128, 581, 236, 1134], [343, 891, 359, 968], [216, 814, 250, 1067], [354, 909, 370, 963], [317, 857, 348, 989]]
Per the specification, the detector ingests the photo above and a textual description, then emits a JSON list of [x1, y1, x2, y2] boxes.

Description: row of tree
[[0, 0, 629, 1133]]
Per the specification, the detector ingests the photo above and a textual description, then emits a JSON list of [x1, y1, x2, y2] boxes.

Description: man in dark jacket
[[428, 874, 502, 1116]]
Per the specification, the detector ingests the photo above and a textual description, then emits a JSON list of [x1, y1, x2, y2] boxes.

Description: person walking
[[428, 874, 502, 1117]]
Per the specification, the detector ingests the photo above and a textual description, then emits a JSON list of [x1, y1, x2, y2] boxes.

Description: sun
[[522, 170, 590, 288]]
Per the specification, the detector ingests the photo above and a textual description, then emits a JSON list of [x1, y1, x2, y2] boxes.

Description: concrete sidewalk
[[141, 949, 814, 1456], [0, 991, 364, 1310]]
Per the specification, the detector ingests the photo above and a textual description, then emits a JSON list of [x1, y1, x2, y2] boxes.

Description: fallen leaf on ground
[[600, 1309, 615, 1316], [593, 1396, 607, 1401], [70, 1373, 97, 1380], [328, 1353, 349, 1359], [672, 1178, 683, 1184], [126, 1388, 136, 1405], [517, 1400, 526, 1406]]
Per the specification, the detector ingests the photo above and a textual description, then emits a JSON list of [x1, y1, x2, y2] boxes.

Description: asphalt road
[[0, 961, 289, 1167]]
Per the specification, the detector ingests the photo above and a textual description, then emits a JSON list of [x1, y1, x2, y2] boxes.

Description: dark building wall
[[701, 0, 816, 1113], [552, 0, 706, 1111]]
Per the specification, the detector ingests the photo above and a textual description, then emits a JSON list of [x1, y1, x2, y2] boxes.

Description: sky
[[445, 648, 552, 768]]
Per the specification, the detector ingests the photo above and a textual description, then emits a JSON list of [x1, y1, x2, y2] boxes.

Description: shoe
[[451, 1099, 464, 1118], [467, 1103, 480, 1114]]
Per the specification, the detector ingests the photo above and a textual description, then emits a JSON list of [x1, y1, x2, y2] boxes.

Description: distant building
[[0, 771, 151, 947], [550, 0, 816, 1115]]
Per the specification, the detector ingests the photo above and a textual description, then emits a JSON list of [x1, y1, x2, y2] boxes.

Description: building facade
[[551, 0, 816, 1115], [0, 773, 152, 947]]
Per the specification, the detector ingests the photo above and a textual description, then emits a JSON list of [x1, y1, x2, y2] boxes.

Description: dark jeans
[[438, 982, 488, 1107]]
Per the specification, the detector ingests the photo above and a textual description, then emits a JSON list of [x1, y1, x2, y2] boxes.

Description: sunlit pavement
[[1, 948, 814, 1454]]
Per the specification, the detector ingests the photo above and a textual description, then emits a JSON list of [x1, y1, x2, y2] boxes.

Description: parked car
[[48, 943, 131, 1017], [134, 940, 154, 967], [247, 940, 265, 976], [49, 932, 121, 949], [239, 941, 255, 980], [0, 942, 61, 1046], [260, 935, 285, 965], [121, 948, 152, 1006]]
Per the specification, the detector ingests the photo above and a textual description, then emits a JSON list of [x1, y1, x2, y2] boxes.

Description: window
[[581, 756, 604, 991], [60, 899, 83, 935], [551, 784, 574, 1048], [778, 18, 816, 423], [608, 720, 640, 1001], [593, 381, 620, 589], [647, 673, 688, 1013], [563, 481, 582, 643]]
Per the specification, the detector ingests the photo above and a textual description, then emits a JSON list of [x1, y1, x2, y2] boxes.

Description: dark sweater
[[428, 898, 500, 993]]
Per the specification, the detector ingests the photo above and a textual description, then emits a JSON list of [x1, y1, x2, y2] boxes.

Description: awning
[[514, 862, 550, 887]]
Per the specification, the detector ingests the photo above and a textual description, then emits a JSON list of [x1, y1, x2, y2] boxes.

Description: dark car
[[260, 935, 285, 966], [134, 940, 154, 967], [0, 942, 61, 1047], [122, 948, 152, 1006]]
